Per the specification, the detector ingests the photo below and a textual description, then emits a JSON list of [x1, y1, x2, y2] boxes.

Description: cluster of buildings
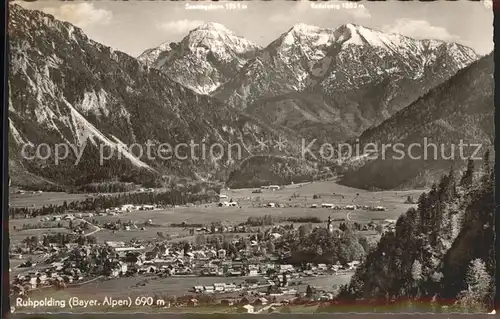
[[38, 202, 159, 222], [11, 259, 84, 294], [309, 204, 386, 211]]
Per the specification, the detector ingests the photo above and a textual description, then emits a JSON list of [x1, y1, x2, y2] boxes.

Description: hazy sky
[[16, 0, 493, 57]]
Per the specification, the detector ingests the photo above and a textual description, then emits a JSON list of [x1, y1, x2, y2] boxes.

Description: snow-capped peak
[[193, 22, 232, 33], [334, 23, 411, 50], [183, 22, 259, 57], [290, 23, 327, 34], [278, 23, 335, 48]]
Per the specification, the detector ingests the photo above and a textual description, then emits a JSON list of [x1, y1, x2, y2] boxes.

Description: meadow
[[9, 180, 422, 245]]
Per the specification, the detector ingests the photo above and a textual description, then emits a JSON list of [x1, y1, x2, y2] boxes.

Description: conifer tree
[[457, 258, 492, 311], [460, 159, 474, 188], [480, 149, 491, 183]]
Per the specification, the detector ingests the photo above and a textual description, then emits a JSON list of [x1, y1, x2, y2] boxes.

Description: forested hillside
[[340, 53, 493, 190], [329, 151, 495, 312]]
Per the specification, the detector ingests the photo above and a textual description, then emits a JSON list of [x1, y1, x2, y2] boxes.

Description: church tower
[[327, 216, 333, 233]]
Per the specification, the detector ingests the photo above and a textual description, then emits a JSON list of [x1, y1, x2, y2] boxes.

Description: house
[[270, 233, 282, 240], [187, 299, 199, 307], [121, 204, 135, 211], [267, 203, 276, 208], [192, 285, 204, 293], [218, 249, 227, 259], [225, 283, 237, 291], [248, 269, 259, 277], [310, 204, 318, 208], [347, 261, 361, 270], [218, 194, 229, 200], [228, 269, 243, 276], [254, 297, 268, 306], [237, 304, 254, 313], [279, 264, 294, 273], [269, 185, 280, 191], [317, 263, 328, 271], [105, 241, 126, 248], [111, 262, 128, 277], [345, 205, 356, 210], [321, 203, 334, 208], [228, 201, 238, 207], [214, 283, 225, 292], [115, 246, 145, 253], [139, 265, 157, 273]]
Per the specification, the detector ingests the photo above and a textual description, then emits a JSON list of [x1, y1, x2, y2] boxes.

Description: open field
[[89, 180, 422, 225], [9, 192, 91, 208], [10, 227, 73, 244], [22, 272, 353, 312], [27, 272, 354, 299], [223, 180, 423, 209], [10, 180, 421, 245]]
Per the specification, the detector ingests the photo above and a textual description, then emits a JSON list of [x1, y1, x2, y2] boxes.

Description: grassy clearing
[[10, 227, 73, 244], [9, 180, 421, 245], [23, 272, 354, 313], [9, 192, 91, 208]]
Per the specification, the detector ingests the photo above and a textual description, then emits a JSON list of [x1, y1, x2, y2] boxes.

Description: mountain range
[[8, 4, 493, 190], [140, 22, 478, 142]]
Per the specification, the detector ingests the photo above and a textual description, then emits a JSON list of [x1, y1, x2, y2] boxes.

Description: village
[[9, 181, 414, 313]]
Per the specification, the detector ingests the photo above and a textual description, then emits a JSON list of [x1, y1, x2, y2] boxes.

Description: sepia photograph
[[7, 0, 495, 314]]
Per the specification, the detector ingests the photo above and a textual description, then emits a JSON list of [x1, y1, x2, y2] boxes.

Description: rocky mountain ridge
[[8, 4, 293, 189]]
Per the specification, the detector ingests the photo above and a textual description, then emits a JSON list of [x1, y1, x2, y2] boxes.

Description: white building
[[239, 305, 254, 313]]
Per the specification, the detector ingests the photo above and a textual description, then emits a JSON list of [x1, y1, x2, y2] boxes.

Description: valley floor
[[10, 180, 425, 314]]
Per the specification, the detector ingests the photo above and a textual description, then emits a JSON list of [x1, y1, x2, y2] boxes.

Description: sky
[[15, 0, 494, 57]]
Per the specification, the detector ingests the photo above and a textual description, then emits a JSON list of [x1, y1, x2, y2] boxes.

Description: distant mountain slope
[[214, 23, 477, 142], [339, 53, 494, 190], [7, 5, 286, 189], [137, 22, 260, 95]]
